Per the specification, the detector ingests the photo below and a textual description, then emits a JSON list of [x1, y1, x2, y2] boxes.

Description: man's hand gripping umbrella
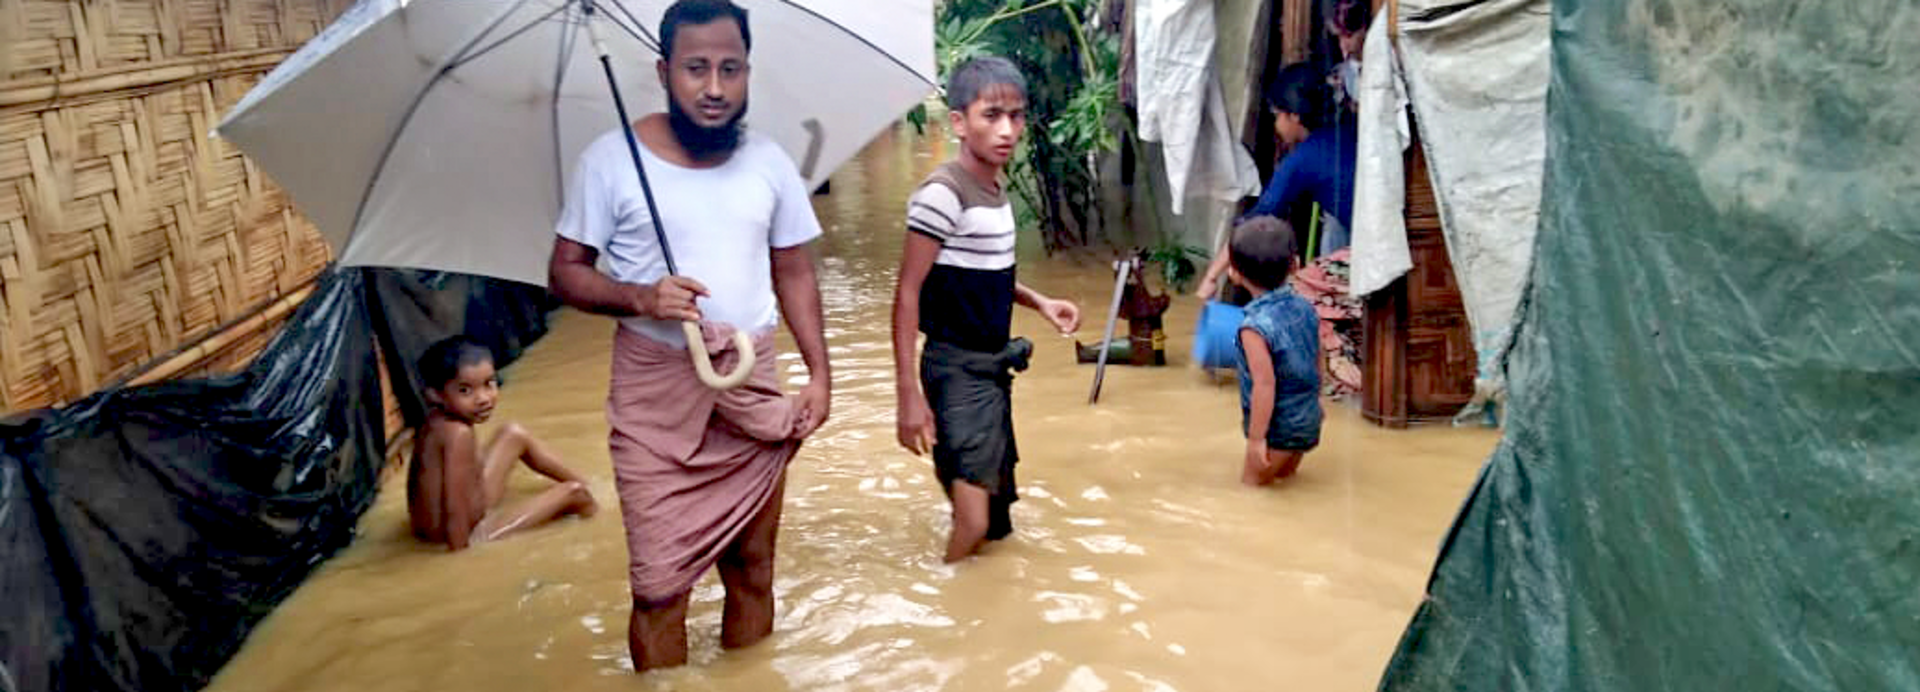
[[586, 1, 754, 389]]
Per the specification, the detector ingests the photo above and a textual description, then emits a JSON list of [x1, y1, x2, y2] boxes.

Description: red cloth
[[606, 325, 801, 602]]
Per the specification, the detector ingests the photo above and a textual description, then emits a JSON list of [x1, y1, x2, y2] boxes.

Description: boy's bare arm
[[439, 425, 483, 551], [893, 232, 942, 454], [1012, 282, 1048, 309], [1014, 282, 1081, 334], [1240, 328, 1278, 453]]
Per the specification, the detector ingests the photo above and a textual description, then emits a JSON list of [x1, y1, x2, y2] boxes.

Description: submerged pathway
[[206, 125, 1496, 692]]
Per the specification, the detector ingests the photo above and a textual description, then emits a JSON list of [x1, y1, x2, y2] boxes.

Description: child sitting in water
[[1229, 216, 1324, 486], [408, 336, 597, 551]]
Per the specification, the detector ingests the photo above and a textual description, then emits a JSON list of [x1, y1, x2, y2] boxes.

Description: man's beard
[[667, 96, 747, 159]]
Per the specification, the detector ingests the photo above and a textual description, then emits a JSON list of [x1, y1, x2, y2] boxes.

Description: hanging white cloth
[[1133, 0, 1257, 215], [1349, 16, 1414, 298]]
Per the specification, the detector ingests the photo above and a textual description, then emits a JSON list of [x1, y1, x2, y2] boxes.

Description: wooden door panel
[[1361, 131, 1478, 426]]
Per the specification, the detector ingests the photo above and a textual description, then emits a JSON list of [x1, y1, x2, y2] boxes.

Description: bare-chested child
[[408, 336, 597, 550]]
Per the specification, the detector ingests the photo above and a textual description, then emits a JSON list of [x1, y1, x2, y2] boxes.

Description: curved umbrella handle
[[682, 321, 755, 390]]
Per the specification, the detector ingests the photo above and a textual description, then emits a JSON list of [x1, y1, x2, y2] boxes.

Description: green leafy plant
[[1047, 55, 1118, 154], [936, 11, 1000, 78], [1145, 240, 1210, 293], [904, 103, 929, 135], [925, 0, 1128, 253]]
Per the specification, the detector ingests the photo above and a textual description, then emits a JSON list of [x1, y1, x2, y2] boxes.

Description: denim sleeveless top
[[1236, 286, 1323, 450]]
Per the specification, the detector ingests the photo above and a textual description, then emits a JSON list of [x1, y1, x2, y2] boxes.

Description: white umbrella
[[216, 0, 934, 386]]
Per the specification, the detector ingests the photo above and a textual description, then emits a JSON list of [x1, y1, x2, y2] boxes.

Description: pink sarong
[[606, 324, 801, 602]]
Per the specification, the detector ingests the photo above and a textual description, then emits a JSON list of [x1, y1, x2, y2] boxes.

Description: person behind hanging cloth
[[1326, 0, 1374, 112], [892, 56, 1082, 564], [1196, 62, 1359, 298], [546, 0, 832, 673]]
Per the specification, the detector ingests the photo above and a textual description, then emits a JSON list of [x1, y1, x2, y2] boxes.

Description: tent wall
[[0, 0, 351, 412], [1, 266, 556, 692], [1388, 0, 1550, 424], [1, 268, 388, 692], [1381, 0, 1920, 688]]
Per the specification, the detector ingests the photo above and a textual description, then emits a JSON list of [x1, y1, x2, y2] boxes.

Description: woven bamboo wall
[[0, 0, 353, 412]]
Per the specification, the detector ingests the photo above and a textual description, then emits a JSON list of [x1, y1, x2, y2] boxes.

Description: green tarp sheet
[[1381, 1, 1920, 689]]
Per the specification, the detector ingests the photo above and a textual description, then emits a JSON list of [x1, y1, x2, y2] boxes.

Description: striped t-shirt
[[906, 162, 1017, 353]]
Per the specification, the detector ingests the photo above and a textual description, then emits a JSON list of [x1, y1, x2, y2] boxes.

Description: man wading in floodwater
[[547, 0, 831, 671]]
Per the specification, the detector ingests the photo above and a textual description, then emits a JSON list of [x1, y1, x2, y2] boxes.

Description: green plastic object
[[1305, 201, 1322, 261], [1380, 1, 1920, 690]]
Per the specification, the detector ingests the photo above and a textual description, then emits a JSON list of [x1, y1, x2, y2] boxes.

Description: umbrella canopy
[[216, 0, 935, 287]]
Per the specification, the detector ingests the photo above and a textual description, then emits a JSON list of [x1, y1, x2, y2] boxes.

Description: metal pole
[[1088, 258, 1132, 404]]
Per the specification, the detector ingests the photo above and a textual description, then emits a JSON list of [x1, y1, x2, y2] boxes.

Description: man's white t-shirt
[[555, 129, 822, 347]]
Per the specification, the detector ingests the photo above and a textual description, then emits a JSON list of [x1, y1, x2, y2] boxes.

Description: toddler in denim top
[[1237, 286, 1322, 450]]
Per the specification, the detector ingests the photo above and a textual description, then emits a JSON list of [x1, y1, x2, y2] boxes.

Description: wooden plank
[[1361, 128, 1476, 426], [1363, 276, 1409, 428], [3, 221, 39, 315], [154, 231, 180, 328], [1, 223, 37, 388], [24, 119, 66, 267], [98, 178, 132, 277], [0, 180, 22, 226], [1281, 0, 1314, 65], [62, 320, 95, 391], [78, 253, 111, 384], [0, 48, 288, 110], [157, 0, 183, 56]]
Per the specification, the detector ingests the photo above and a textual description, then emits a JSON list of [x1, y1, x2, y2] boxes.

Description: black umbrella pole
[[587, 7, 679, 276]]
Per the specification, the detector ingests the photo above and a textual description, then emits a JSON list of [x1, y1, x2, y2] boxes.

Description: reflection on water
[[205, 123, 1496, 692]]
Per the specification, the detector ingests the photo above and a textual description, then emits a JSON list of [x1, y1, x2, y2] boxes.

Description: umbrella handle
[[682, 321, 756, 389]]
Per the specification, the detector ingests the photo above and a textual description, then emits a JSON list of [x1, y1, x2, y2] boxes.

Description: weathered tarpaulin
[[1381, 0, 1920, 689], [0, 271, 386, 692], [0, 267, 554, 692]]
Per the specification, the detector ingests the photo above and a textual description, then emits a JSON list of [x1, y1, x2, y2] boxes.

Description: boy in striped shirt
[[892, 57, 1081, 563]]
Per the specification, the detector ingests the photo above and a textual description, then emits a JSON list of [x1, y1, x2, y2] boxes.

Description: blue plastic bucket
[[1193, 300, 1245, 371]]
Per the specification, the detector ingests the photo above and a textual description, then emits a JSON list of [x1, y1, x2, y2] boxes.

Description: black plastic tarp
[[1381, 1, 1920, 690], [0, 270, 385, 692], [0, 267, 555, 692]]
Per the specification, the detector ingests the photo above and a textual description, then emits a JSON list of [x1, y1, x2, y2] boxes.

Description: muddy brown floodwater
[[206, 124, 1497, 692]]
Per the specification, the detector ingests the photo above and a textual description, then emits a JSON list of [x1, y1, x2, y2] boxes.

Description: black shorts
[[922, 338, 1033, 538]]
